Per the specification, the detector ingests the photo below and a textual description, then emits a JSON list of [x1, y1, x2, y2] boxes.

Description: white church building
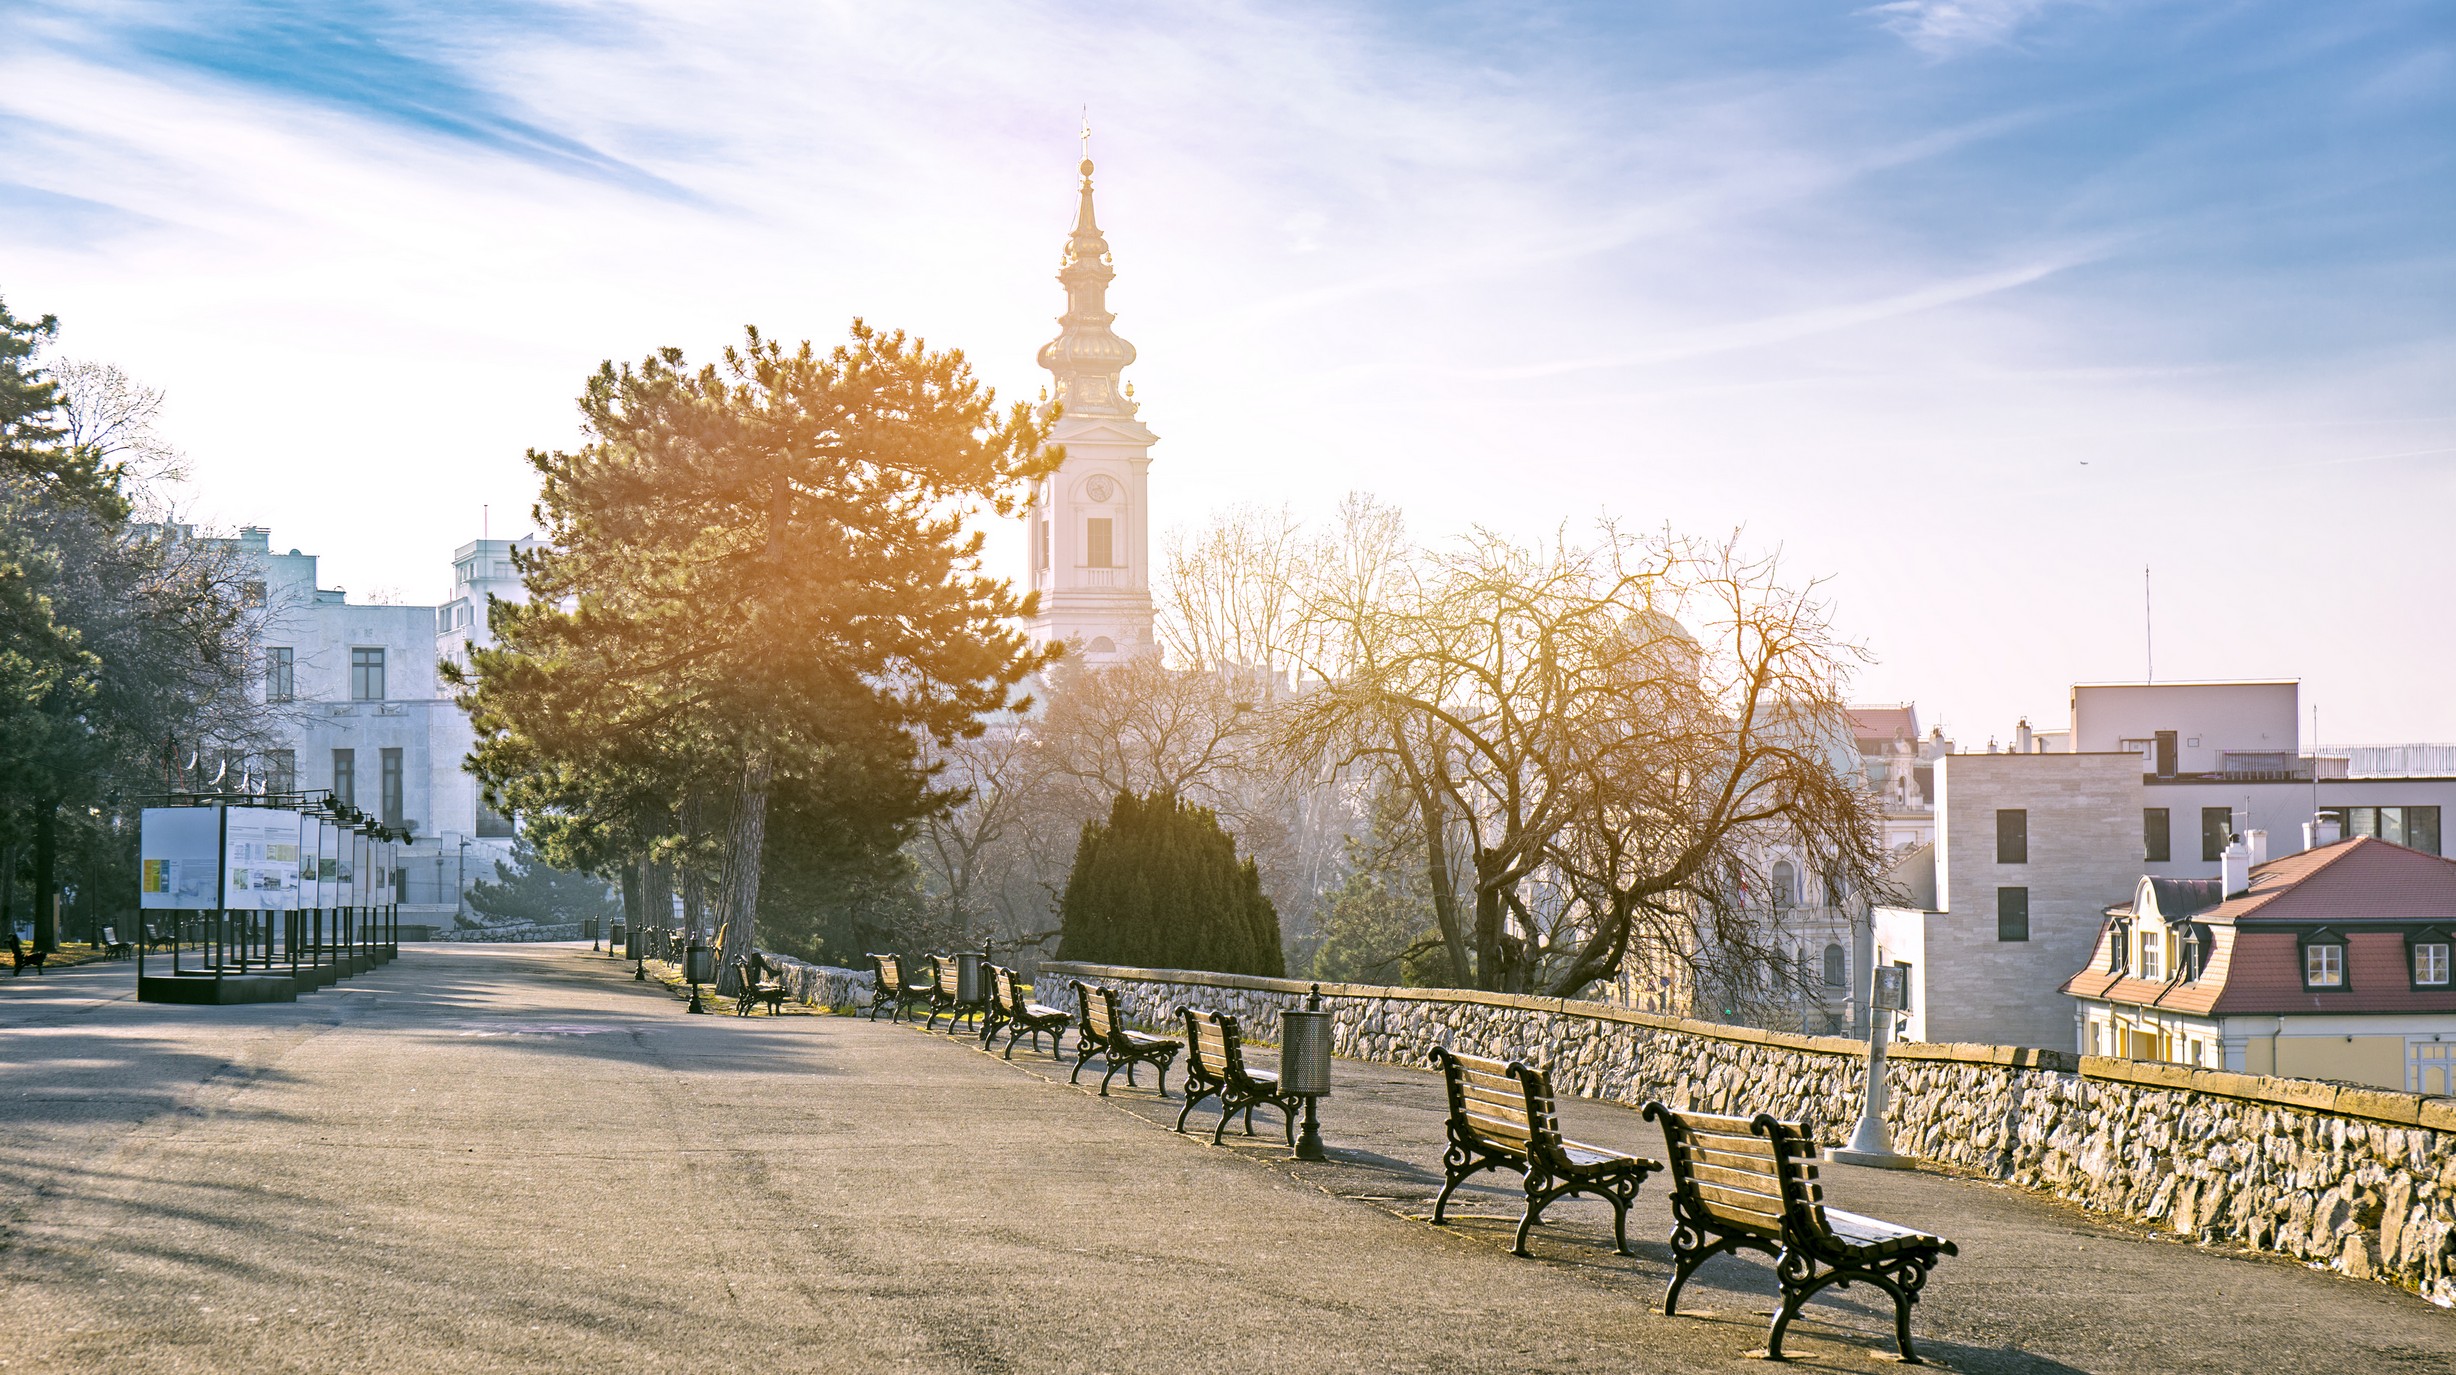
[[1021, 151, 1159, 662]]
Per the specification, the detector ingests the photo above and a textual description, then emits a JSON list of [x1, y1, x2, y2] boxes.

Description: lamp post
[[1279, 984, 1335, 1161], [1829, 965, 1913, 1169]]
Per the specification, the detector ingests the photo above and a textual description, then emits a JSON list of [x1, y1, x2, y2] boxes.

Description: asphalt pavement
[[1, 945, 2448, 1373]]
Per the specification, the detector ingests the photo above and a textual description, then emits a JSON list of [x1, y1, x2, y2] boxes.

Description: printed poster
[[139, 807, 221, 910]]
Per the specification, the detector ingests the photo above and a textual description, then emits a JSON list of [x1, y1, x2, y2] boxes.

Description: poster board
[[140, 807, 221, 909], [222, 807, 304, 911]]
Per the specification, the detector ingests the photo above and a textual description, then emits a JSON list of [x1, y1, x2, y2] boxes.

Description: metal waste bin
[[955, 948, 986, 1005], [1280, 984, 1335, 1160], [609, 921, 626, 956], [685, 942, 714, 988]]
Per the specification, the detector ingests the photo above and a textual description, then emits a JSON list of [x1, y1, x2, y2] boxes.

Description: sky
[[2, 0, 2450, 744]]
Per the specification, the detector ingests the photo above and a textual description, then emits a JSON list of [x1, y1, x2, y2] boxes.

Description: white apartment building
[[211, 526, 540, 931], [1874, 678, 2452, 1051]]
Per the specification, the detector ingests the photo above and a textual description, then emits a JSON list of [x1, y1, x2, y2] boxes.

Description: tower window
[[1085, 518, 1115, 568]]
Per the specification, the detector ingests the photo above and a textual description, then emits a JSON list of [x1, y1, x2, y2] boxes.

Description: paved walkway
[[0, 947, 2446, 1373]]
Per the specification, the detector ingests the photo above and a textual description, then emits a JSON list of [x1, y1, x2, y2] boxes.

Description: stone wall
[[1039, 961, 2456, 1304], [766, 955, 873, 1013]]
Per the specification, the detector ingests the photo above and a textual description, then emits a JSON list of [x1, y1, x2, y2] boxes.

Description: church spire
[[1037, 143, 1138, 419]]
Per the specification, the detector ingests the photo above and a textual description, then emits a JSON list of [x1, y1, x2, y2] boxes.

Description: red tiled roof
[[2062, 838, 2456, 1017], [1847, 704, 1919, 755], [2214, 836, 2456, 926]]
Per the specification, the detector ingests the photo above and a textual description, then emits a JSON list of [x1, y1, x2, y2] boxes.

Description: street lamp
[[1830, 965, 1913, 1169], [1280, 984, 1335, 1161]]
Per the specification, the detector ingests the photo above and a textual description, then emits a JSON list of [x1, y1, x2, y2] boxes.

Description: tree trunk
[[619, 862, 642, 931], [680, 791, 708, 942], [33, 800, 58, 953], [713, 747, 774, 996], [641, 857, 675, 933], [1391, 732, 1471, 987]]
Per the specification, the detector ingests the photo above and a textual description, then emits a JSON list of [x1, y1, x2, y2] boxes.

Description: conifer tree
[[458, 322, 1056, 989], [1058, 790, 1284, 977]]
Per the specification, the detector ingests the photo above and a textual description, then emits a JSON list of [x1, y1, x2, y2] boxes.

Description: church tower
[[1023, 148, 1157, 663]]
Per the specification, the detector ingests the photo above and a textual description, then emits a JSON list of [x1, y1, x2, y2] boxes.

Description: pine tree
[[1058, 790, 1283, 977]]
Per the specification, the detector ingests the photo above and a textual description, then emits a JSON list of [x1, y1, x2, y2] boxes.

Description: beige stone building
[[1871, 752, 2145, 1048]]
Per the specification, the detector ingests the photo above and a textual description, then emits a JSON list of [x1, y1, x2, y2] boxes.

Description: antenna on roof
[[2143, 564, 2154, 684]]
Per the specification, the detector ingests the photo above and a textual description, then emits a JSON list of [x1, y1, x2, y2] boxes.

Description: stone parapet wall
[[1038, 961, 2456, 1304], [767, 955, 873, 1013]]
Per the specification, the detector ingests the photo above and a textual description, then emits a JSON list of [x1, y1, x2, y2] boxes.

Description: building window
[[2154, 730, 2178, 777], [2302, 934, 2345, 989], [2413, 941, 2451, 988], [1822, 943, 1846, 988], [1084, 517, 1115, 569], [1036, 517, 1050, 570], [350, 647, 386, 701], [2201, 807, 2233, 862], [476, 801, 515, 838], [265, 646, 294, 702], [332, 749, 356, 808], [380, 747, 404, 828], [2109, 923, 2130, 971], [2342, 806, 2442, 856], [1770, 860, 1797, 908], [2138, 930, 2163, 980], [242, 579, 265, 605], [2143, 808, 2170, 863], [1996, 887, 2029, 942], [1996, 809, 2027, 864], [266, 749, 295, 796]]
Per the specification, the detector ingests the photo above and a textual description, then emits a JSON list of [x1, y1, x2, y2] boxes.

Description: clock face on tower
[[1085, 475, 1116, 503]]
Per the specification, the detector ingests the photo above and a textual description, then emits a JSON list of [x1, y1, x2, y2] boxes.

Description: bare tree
[[1280, 517, 1888, 999], [53, 361, 188, 512]]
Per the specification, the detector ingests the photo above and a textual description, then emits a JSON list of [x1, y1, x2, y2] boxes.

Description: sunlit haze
[[5, 1, 2449, 740]]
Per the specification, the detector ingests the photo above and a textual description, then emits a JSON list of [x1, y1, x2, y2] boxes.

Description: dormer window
[[2109, 922, 2130, 972], [2412, 930, 2452, 989], [2301, 930, 2346, 989], [2138, 931, 2163, 981]]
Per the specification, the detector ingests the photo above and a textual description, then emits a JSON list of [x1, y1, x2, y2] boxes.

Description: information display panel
[[223, 807, 304, 911], [140, 807, 221, 909]]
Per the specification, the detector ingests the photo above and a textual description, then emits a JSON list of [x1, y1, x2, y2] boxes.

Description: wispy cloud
[[1861, 0, 2072, 57], [1, 1, 2449, 739]]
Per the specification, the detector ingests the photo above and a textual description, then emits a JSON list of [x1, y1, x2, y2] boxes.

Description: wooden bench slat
[[1459, 1082, 1530, 1114]]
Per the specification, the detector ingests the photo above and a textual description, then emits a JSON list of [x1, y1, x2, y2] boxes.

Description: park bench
[[1177, 1008, 1301, 1146], [7, 931, 45, 976], [984, 966, 1071, 1059], [100, 926, 135, 958], [143, 922, 174, 951], [1067, 981, 1180, 1097], [1642, 1102, 1957, 1364], [865, 953, 933, 1023], [1429, 1047, 1661, 1258], [731, 952, 787, 1017]]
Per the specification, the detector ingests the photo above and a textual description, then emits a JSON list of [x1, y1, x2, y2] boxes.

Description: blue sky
[[2, 0, 2449, 740]]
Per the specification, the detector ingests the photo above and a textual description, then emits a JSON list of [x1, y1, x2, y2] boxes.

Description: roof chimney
[[2302, 813, 2343, 850], [2015, 718, 2034, 753], [2245, 828, 2267, 868], [2220, 834, 2251, 898]]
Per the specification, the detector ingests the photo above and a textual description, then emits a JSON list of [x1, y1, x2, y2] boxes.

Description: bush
[[1059, 790, 1283, 977], [465, 839, 621, 927]]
